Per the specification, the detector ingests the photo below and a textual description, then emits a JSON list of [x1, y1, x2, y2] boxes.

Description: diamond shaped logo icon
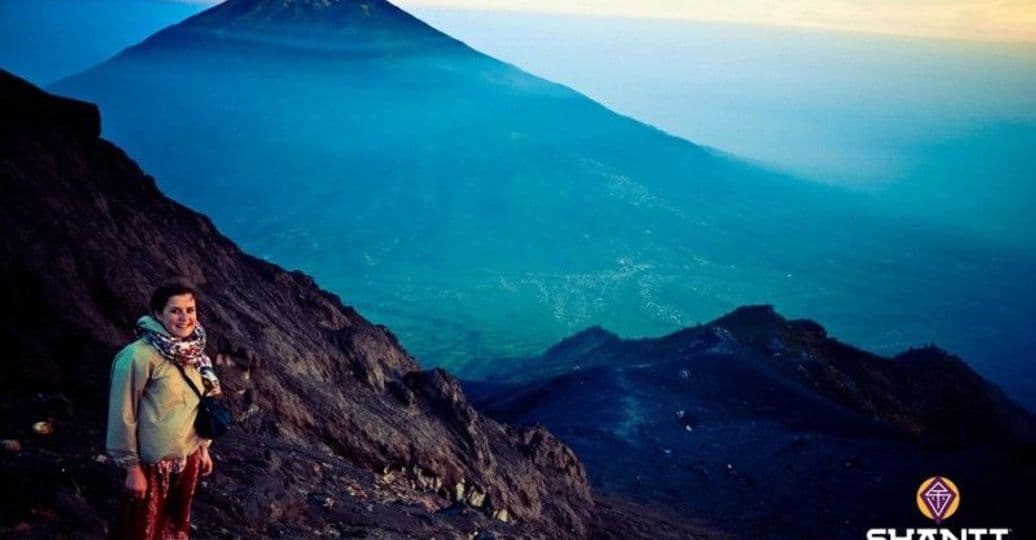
[[916, 476, 960, 523]]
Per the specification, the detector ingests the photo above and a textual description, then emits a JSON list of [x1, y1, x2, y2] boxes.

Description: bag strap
[[174, 363, 208, 398]]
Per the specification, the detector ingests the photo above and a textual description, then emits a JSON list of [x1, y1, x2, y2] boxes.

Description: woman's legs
[[109, 450, 202, 540], [157, 450, 201, 538]]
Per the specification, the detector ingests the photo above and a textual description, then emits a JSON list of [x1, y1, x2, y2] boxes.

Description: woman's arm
[[105, 345, 152, 482]]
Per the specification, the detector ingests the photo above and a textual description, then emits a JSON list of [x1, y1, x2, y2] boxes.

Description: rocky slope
[[0, 70, 720, 539], [468, 306, 1036, 539]]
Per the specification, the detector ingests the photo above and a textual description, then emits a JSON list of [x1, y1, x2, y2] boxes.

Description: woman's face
[[155, 293, 197, 338]]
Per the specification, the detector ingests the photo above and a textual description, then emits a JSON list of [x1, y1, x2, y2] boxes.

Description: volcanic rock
[[470, 305, 1036, 538]]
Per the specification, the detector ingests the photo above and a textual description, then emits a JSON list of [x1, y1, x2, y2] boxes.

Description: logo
[[865, 475, 1011, 539], [916, 476, 960, 523]]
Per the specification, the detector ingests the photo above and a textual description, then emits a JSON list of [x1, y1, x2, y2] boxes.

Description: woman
[[106, 282, 221, 539]]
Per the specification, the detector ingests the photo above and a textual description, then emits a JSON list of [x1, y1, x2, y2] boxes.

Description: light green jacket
[[106, 316, 209, 466]]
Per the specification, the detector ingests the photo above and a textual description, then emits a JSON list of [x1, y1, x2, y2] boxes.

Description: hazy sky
[[390, 0, 1036, 42], [174, 1, 1036, 43], [389, 7, 1036, 249]]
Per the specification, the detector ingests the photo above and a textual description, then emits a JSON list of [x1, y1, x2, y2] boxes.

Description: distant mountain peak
[[189, 0, 404, 25], [139, 0, 460, 54]]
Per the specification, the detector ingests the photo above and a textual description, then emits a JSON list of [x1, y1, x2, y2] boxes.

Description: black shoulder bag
[[175, 364, 232, 440]]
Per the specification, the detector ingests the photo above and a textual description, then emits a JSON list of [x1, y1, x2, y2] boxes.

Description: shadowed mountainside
[[467, 306, 1036, 539], [0, 70, 722, 539]]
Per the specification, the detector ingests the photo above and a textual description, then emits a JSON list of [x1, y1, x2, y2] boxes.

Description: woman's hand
[[199, 446, 214, 476], [124, 465, 147, 499]]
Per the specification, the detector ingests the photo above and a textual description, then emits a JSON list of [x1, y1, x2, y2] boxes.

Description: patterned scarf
[[138, 316, 222, 396]]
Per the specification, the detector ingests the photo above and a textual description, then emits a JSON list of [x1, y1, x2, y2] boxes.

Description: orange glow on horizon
[[392, 0, 1036, 44]]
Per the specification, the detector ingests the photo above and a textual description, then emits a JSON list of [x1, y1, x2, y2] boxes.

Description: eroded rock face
[[0, 70, 605, 538]]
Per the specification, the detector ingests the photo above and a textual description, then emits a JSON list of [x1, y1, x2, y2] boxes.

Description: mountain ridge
[[477, 304, 1036, 448], [467, 305, 1036, 538]]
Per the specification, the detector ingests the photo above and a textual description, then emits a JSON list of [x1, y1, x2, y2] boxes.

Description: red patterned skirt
[[109, 449, 201, 540]]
